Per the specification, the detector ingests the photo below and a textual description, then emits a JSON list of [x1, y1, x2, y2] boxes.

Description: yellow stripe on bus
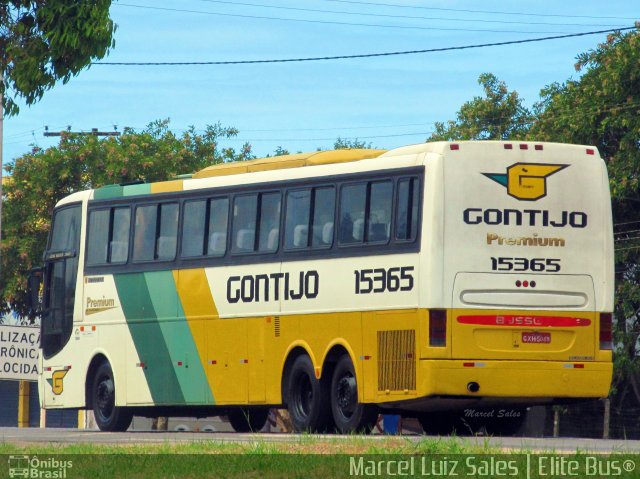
[[151, 180, 184, 194], [173, 269, 219, 398]]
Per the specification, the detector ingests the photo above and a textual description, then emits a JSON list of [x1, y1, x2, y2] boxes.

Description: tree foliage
[[428, 73, 532, 141], [530, 26, 640, 405], [0, 0, 115, 116], [0, 120, 251, 316], [334, 137, 373, 149]]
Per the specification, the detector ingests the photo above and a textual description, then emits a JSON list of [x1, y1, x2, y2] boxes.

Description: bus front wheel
[[91, 361, 133, 432], [285, 355, 332, 432], [330, 355, 377, 434]]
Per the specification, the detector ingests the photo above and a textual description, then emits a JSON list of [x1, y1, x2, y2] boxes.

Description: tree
[[530, 26, 640, 408], [0, 0, 115, 117], [428, 73, 532, 141], [334, 137, 372, 149], [0, 119, 251, 317]]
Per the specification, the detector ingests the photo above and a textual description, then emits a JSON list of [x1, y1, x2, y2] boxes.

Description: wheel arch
[[84, 351, 112, 409], [320, 341, 357, 389]]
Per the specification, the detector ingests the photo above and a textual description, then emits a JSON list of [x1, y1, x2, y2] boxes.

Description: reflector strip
[[458, 315, 591, 327]]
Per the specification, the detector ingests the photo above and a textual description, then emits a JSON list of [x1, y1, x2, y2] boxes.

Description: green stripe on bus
[[93, 185, 124, 200], [123, 183, 151, 196], [144, 271, 214, 404], [114, 273, 185, 405]]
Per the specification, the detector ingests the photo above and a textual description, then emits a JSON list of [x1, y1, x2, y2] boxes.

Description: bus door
[[39, 204, 82, 408], [41, 204, 82, 362]]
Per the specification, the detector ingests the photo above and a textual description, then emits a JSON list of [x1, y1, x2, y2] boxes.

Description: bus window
[[396, 178, 419, 241], [311, 187, 335, 248], [49, 206, 81, 253], [133, 205, 157, 261], [232, 195, 257, 253], [208, 198, 229, 256], [368, 181, 392, 243], [258, 193, 281, 252], [87, 210, 110, 265], [285, 189, 311, 249], [87, 207, 130, 265], [157, 203, 178, 261], [339, 184, 366, 244], [110, 207, 131, 263], [182, 200, 207, 257]]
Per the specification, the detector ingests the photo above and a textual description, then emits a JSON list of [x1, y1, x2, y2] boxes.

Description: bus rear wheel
[[91, 361, 133, 432], [227, 407, 269, 432], [285, 355, 332, 432], [330, 355, 377, 434]]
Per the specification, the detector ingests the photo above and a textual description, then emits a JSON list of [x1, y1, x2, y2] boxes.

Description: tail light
[[429, 309, 447, 347], [600, 313, 612, 350]]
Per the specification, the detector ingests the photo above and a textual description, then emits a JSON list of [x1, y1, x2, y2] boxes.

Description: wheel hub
[[336, 374, 356, 417], [96, 377, 115, 418]]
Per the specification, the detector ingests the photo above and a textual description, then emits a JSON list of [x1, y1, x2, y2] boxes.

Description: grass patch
[[0, 434, 493, 455]]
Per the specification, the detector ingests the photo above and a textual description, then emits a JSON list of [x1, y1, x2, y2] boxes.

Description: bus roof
[[192, 148, 387, 179]]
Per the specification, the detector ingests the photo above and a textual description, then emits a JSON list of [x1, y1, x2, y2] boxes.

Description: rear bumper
[[373, 359, 612, 410]]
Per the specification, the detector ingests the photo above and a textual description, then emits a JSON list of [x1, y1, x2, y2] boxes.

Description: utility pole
[[43, 126, 120, 138]]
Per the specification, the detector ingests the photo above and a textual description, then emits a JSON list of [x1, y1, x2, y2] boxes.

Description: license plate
[[522, 332, 551, 344]]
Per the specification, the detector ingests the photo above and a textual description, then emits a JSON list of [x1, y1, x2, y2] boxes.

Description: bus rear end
[[426, 141, 613, 407]]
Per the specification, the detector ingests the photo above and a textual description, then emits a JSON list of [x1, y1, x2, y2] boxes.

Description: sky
[[2, 0, 638, 168]]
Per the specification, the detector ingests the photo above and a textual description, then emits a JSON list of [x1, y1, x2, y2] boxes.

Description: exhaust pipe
[[467, 382, 480, 393]]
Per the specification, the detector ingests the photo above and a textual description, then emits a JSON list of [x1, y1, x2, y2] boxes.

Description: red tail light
[[429, 309, 447, 347], [600, 313, 612, 350]]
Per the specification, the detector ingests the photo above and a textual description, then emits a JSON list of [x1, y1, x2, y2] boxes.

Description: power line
[[241, 122, 434, 132], [116, 3, 574, 34], [94, 26, 636, 66], [323, 0, 637, 21], [193, 0, 624, 27]]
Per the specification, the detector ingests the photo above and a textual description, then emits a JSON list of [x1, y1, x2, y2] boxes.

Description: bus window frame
[[83, 166, 424, 275]]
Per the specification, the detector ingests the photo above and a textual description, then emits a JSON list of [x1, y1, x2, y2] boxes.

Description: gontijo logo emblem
[[483, 163, 568, 201], [46, 370, 68, 395]]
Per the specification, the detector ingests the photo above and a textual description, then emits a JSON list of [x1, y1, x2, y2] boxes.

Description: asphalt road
[[2, 428, 640, 453]]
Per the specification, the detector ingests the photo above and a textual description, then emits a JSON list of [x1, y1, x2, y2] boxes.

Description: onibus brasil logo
[[8, 455, 73, 478], [483, 163, 568, 201]]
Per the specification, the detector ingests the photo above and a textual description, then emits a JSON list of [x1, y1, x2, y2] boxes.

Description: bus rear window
[[396, 178, 419, 241]]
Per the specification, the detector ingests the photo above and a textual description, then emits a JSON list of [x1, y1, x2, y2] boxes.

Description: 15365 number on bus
[[354, 267, 414, 294], [490, 257, 561, 273]]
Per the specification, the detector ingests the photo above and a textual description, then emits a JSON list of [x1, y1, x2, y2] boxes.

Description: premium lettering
[[487, 233, 565, 247]]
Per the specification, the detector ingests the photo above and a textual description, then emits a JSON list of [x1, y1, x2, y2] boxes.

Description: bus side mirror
[[26, 268, 43, 316]]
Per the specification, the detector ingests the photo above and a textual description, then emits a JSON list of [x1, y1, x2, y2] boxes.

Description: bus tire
[[227, 407, 269, 432], [91, 361, 133, 432], [286, 355, 332, 432], [330, 355, 377, 434]]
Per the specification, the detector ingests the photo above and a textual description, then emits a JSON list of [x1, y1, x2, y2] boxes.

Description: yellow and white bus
[[32, 141, 614, 433]]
